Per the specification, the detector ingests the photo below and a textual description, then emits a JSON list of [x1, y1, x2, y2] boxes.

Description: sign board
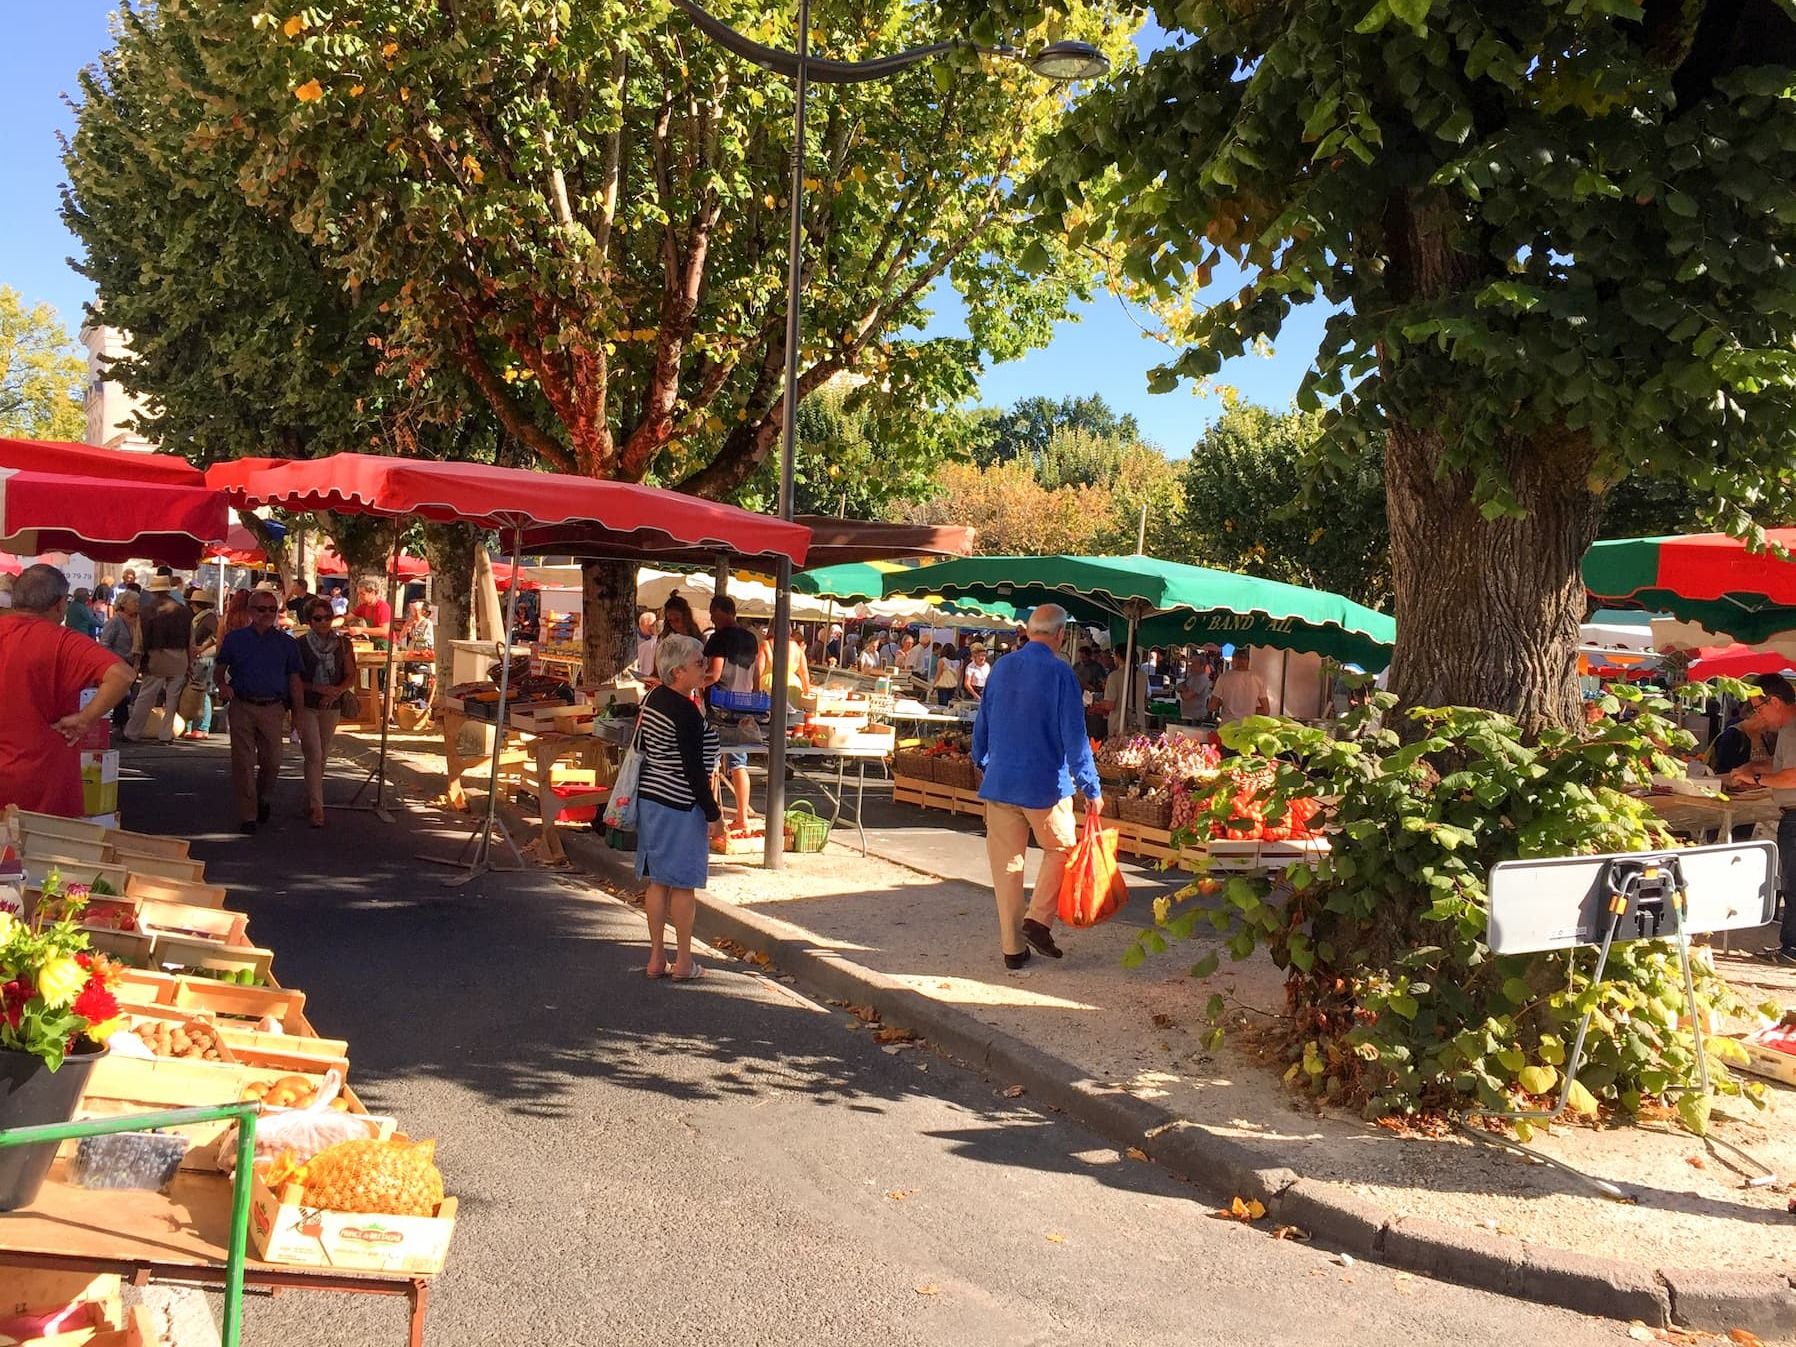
[[1487, 842, 1777, 955]]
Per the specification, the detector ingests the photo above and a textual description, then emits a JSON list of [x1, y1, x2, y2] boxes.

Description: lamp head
[[1024, 41, 1109, 81]]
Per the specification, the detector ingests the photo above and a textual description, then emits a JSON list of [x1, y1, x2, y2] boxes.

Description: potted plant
[[0, 872, 124, 1210]]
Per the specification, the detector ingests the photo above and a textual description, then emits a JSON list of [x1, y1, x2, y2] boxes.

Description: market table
[[592, 721, 886, 856], [0, 1163, 432, 1347], [1643, 787, 1780, 840], [435, 707, 616, 863]]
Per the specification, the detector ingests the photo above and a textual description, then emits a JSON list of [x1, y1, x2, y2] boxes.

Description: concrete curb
[[337, 731, 1796, 1337]]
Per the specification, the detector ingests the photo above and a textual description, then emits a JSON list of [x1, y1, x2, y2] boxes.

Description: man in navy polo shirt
[[971, 603, 1104, 970], [214, 587, 304, 833]]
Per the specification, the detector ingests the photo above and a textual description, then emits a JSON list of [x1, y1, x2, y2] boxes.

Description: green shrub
[[1133, 685, 1771, 1135]]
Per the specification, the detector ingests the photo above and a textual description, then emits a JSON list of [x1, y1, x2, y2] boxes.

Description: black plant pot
[[0, 1042, 105, 1211]]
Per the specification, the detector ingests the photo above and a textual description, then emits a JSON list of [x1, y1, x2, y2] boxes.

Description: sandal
[[643, 966, 670, 980], [669, 962, 707, 983]]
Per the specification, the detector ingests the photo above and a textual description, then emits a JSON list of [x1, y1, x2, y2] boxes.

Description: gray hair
[[1026, 603, 1070, 636], [114, 590, 141, 613], [655, 631, 704, 683], [13, 563, 70, 614]]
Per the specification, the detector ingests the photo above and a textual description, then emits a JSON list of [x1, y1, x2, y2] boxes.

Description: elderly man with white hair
[[970, 602, 1104, 970]]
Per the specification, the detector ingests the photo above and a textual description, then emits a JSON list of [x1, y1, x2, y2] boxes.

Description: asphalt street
[[116, 738, 1637, 1347]]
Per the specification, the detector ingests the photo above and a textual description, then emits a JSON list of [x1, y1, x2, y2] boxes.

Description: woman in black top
[[634, 632, 723, 981]]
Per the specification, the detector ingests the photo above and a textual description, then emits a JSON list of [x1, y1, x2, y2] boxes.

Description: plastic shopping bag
[[602, 710, 646, 830], [1058, 814, 1128, 928]]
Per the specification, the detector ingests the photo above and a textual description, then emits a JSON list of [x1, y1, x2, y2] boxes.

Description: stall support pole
[[427, 521, 526, 884], [1118, 602, 1140, 733], [339, 529, 402, 822]]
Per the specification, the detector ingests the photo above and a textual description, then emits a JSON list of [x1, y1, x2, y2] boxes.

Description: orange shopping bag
[[1058, 813, 1128, 927]]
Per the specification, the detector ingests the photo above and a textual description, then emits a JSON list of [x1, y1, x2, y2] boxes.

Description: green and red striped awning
[[1583, 530, 1796, 644]]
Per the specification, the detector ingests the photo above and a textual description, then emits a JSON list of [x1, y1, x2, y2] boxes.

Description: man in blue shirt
[[971, 604, 1104, 970], [213, 587, 305, 833]]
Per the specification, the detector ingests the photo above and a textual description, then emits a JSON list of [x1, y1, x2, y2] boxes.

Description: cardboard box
[[250, 1170, 457, 1275]]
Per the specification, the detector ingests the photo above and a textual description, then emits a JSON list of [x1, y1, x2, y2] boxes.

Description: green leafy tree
[[1025, 0, 1796, 730], [102, 0, 1133, 674], [976, 392, 1141, 470], [1182, 403, 1391, 607], [907, 459, 1104, 555], [0, 289, 86, 442]]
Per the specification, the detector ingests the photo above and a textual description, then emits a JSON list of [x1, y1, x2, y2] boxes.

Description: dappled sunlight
[[886, 971, 1100, 1012]]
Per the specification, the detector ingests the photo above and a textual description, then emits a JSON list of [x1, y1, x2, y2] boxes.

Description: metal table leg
[[853, 757, 868, 856], [408, 1278, 431, 1347]]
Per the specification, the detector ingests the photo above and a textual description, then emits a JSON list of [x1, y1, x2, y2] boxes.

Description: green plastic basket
[[783, 800, 831, 853]]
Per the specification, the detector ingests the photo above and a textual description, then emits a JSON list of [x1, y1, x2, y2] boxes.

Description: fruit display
[[276, 1137, 446, 1216], [133, 1015, 227, 1061], [241, 1073, 350, 1111]]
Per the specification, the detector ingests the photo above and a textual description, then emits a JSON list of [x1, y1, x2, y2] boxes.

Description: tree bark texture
[[1383, 423, 1602, 736], [420, 521, 478, 691], [581, 558, 638, 685]]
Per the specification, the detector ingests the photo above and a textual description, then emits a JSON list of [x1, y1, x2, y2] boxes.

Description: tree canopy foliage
[[0, 289, 86, 443], [1014, 0, 1796, 728]]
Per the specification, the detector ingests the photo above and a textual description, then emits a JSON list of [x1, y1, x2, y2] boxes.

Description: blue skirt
[[635, 798, 711, 890]]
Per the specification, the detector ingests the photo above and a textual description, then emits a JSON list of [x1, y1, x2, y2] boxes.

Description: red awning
[[0, 436, 207, 486], [493, 560, 538, 591], [206, 453, 810, 563], [1687, 646, 1794, 681], [314, 545, 429, 580], [522, 514, 971, 568], [203, 524, 267, 566], [0, 468, 229, 566]]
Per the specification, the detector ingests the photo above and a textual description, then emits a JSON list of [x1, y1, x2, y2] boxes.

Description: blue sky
[[0, 1, 1328, 456]]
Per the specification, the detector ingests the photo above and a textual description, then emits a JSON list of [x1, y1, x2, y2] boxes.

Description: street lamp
[[670, 0, 1109, 869]]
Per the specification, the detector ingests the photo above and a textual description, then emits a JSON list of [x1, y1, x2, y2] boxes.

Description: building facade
[[79, 322, 156, 453]]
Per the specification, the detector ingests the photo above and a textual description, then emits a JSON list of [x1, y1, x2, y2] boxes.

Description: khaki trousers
[[294, 705, 343, 813], [227, 700, 287, 822], [984, 797, 1077, 956], [125, 672, 185, 741]]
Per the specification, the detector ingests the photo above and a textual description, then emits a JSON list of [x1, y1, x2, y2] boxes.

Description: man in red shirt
[[350, 579, 392, 636], [0, 565, 135, 817]]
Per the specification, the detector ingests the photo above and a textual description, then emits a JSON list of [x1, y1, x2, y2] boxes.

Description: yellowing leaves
[[349, 84, 365, 97], [294, 79, 324, 103], [382, 41, 399, 58], [461, 153, 484, 183], [1212, 1196, 1266, 1222], [281, 14, 306, 38]]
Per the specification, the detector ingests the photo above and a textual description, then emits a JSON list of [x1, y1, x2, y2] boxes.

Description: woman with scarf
[[295, 597, 357, 827]]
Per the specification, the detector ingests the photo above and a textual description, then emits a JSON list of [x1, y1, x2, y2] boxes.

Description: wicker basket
[[1116, 793, 1174, 829], [1096, 762, 1134, 786], [934, 756, 977, 790], [893, 748, 933, 782], [783, 801, 831, 853]]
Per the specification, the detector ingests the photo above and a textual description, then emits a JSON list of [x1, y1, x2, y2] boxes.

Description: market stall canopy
[[203, 524, 267, 566], [1651, 615, 1796, 662], [1584, 530, 1796, 645], [314, 544, 429, 580], [0, 435, 207, 487], [206, 453, 811, 564], [1687, 646, 1794, 681], [526, 515, 965, 570], [794, 559, 917, 604], [637, 567, 838, 623], [492, 560, 538, 591], [0, 468, 228, 566], [1580, 609, 1662, 652], [881, 554, 1397, 670]]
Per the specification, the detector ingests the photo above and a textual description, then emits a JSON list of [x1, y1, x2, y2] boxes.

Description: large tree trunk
[[420, 521, 478, 691], [1383, 422, 1602, 735], [581, 558, 637, 684]]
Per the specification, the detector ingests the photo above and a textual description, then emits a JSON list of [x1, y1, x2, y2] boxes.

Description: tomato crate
[[124, 873, 228, 910]]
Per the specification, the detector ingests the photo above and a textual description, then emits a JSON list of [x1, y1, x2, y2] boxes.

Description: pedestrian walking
[[213, 588, 304, 834], [62, 588, 101, 638], [96, 590, 141, 731], [124, 575, 194, 743], [636, 633, 725, 981], [295, 598, 358, 828], [701, 594, 764, 834], [0, 564, 134, 816], [182, 594, 221, 740], [970, 604, 1104, 970]]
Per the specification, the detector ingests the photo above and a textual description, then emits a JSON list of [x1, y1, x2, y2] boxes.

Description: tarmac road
[[117, 740, 1637, 1346]]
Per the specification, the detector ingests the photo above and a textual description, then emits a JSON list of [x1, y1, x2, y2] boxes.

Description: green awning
[[1584, 531, 1796, 645], [880, 554, 1396, 670]]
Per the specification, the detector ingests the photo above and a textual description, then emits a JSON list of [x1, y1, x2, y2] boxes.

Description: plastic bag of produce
[[215, 1069, 381, 1175], [1059, 814, 1127, 928], [291, 1136, 445, 1215]]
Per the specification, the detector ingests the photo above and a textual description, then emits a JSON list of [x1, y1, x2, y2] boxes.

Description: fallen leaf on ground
[[1685, 1155, 1706, 1169], [1211, 1196, 1267, 1223], [885, 1189, 916, 1201], [846, 1003, 880, 1024], [1269, 1225, 1309, 1241], [1728, 1331, 1765, 1347], [914, 1285, 939, 1297], [874, 1026, 916, 1044], [1151, 1013, 1176, 1029], [1002, 1085, 1026, 1099], [1045, 1232, 1067, 1243], [1125, 1146, 1150, 1162]]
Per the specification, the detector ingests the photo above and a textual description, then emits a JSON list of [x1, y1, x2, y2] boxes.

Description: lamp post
[[671, 0, 1108, 868]]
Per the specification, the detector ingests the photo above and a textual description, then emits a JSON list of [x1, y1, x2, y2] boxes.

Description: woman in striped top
[[636, 632, 724, 981]]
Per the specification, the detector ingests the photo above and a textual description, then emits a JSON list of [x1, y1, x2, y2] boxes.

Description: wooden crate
[[111, 852, 206, 884], [124, 873, 228, 910], [6, 808, 108, 847], [124, 1004, 351, 1072], [250, 1169, 457, 1275], [1201, 837, 1330, 872], [103, 828, 189, 860], [1736, 1035, 1796, 1087], [21, 855, 129, 893], [148, 934, 274, 983], [113, 969, 308, 1028], [78, 1054, 327, 1151], [135, 898, 249, 948], [21, 833, 111, 866], [1111, 819, 1180, 863]]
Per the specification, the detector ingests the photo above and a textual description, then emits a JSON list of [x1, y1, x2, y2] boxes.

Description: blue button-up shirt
[[971, 639, 1102, 809], [216, 626, 303, 700]]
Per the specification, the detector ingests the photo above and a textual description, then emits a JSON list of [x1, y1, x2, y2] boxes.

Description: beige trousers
[[984, 797, 1078, 956], [227, 700, 287, 821], [294, 705, 343, 813], [125, 672, 185, 740]]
